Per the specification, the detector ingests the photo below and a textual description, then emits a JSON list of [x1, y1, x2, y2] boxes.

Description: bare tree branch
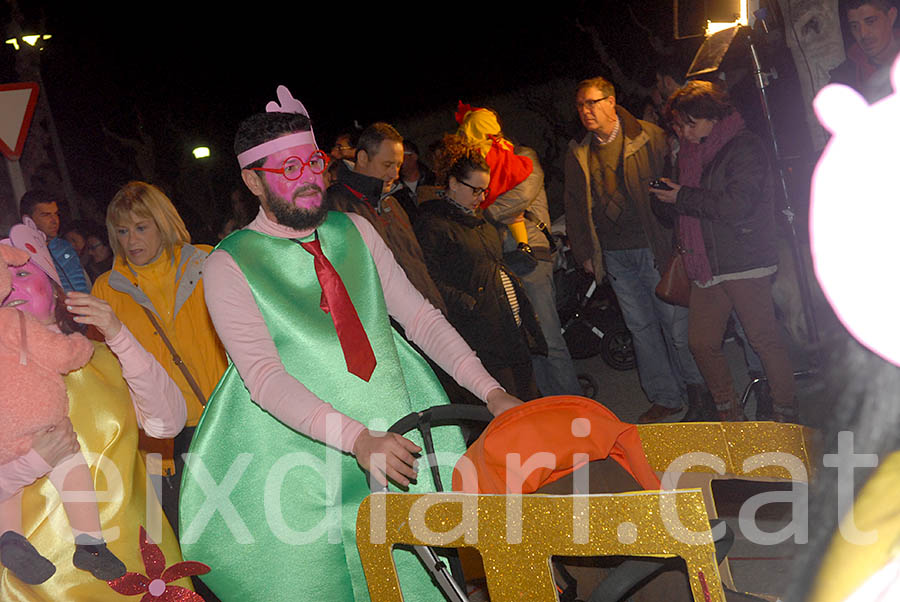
[[575, 18, 651, 101]]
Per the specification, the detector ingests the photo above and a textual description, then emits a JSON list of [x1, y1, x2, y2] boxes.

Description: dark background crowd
[[0, 1, 821, 237]]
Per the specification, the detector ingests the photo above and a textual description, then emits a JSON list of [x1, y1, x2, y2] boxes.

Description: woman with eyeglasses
[[91, 181, 227, 536], [414, 134, 545, 401]]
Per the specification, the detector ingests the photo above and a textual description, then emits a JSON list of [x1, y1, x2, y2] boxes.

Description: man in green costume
[[179, 86, 522, 601]]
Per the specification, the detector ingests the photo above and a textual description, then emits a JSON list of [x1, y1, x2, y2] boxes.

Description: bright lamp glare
[[706, 21, 738, 35], [193, 147, 211, 159], [705, 0, 749, 36], [4, 38, 20, 51], [22, 35, 40, 46]]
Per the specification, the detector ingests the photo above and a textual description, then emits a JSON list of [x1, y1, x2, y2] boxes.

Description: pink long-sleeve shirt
[[203, 208, 503, 454], [0, 324, 187, 501]]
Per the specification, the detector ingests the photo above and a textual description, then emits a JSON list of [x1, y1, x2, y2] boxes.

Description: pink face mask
[[258, 143, 327, 210], [2, 259, 56, 323]]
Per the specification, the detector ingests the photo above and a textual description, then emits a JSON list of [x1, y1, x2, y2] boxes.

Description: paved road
[[572, 337, 819, 599]]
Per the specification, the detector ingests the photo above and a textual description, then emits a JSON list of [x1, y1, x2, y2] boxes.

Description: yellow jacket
[[92, 243, 227, 427]]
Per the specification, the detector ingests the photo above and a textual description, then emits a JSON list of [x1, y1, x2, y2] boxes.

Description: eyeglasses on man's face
[[576, 95, 611, 112], [251, 150, 330, 180]]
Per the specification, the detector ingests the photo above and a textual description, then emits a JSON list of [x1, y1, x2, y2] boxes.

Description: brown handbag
[[655, 248, 691, 307]]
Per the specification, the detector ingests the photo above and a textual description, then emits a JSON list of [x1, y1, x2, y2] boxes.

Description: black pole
[[744, 27, 820, 346]]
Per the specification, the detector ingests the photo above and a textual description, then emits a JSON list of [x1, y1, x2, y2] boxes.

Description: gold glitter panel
[[636, 421, 817, 480], [357, 490, 725, 601], [636, 421, 817, 591]]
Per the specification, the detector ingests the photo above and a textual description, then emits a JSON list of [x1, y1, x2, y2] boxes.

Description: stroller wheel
[[562, 318, 604, 360], [600, 328, 637, 371]]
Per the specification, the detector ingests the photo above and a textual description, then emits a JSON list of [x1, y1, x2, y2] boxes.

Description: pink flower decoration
[[107, 526, 211, 601]]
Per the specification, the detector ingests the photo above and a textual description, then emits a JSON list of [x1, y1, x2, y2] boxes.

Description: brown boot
[[681, 384, 718, 422], [638, 403, 682, 423], [773, 398, 800, 423], [716, 396, 745, 422]]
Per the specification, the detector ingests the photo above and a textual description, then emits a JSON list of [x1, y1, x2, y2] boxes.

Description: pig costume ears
[[810, 55, 900, 366], [0, 243, 31, 298], [1, 221, 63, 288], [237, 85, 319, 168]]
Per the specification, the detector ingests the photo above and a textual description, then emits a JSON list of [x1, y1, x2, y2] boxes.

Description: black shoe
[[748, 371, 774, 420], [681, 384, 718, 422], [73, 534, 126, 581], [0, 530, 56, 585]]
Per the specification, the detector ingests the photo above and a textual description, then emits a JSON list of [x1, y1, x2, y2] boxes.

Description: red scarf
[[677, 111, 746, 283], [455, 102, 533, 208], [483, 138, 533, 208]]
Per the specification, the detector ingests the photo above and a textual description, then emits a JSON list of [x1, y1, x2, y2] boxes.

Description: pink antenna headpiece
[[237, 85, 319, 168]]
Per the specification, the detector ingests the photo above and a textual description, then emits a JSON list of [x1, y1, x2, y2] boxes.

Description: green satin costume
[[1, 342, 189, 601], [179, 211, 466, 601]]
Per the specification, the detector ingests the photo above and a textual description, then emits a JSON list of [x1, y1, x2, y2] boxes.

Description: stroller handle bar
[[388, 405, 493, 437], [385, 404, 493, 495]]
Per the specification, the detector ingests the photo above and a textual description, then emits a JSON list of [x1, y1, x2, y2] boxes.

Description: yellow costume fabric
[[92, 244, 227, 427], [0, 342, 189, 600], [810, 450, 900, 602]]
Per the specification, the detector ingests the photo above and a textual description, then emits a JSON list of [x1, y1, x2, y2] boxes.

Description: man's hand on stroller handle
[[486, 388, 523, 416], [354, 430, 422, 488]]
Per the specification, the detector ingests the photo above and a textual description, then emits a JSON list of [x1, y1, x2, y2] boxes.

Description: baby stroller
[[552, 228, 636, 372], [366, 397, 768, 602]]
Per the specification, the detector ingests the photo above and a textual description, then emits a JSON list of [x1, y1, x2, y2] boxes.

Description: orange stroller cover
[[451, 395, 661, 494]]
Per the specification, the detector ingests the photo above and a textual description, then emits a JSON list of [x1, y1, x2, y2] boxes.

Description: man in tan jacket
[[564, 76, 707, 423]]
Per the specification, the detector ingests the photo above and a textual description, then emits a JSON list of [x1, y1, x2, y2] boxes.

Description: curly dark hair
[[49, 280, 87, 336], [234, 112, 313, 170], [663, 80, 735, 126], [432, 134, 489, 187]]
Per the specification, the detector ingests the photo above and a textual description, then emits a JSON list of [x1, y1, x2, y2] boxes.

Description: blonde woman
[[91, 181, 227, 532]]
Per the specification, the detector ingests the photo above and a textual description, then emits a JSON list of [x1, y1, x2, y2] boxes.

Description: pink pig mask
[[3, 260, 56, 324]]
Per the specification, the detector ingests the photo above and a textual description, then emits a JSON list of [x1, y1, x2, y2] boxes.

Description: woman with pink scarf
[[652, 81, 796, 422]]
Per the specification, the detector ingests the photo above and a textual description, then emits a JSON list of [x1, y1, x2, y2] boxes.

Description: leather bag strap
[[522, 210, 557, 251], [141, 307, 207, 406]]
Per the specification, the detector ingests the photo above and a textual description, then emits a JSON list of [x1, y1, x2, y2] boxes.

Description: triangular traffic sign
[[0, 82, 40, 160]]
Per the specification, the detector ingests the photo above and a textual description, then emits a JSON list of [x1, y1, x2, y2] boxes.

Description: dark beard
[[264, 183, 331, 231]]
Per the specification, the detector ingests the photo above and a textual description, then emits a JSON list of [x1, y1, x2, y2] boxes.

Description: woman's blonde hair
[[106, 181, 191, 261]]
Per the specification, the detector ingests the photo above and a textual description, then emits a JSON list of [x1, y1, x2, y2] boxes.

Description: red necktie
[[295, 236, 377, 381]]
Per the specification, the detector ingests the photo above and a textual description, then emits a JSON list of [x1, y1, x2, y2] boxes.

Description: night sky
[[4, 2, 798, 236]]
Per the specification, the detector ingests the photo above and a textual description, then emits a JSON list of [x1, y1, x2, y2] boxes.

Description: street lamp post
[[192, 145, 217, 226], [4, 29, 81, 217]]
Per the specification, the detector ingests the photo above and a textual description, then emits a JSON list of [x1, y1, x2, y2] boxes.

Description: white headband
[[237, 85, 319, 168]]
